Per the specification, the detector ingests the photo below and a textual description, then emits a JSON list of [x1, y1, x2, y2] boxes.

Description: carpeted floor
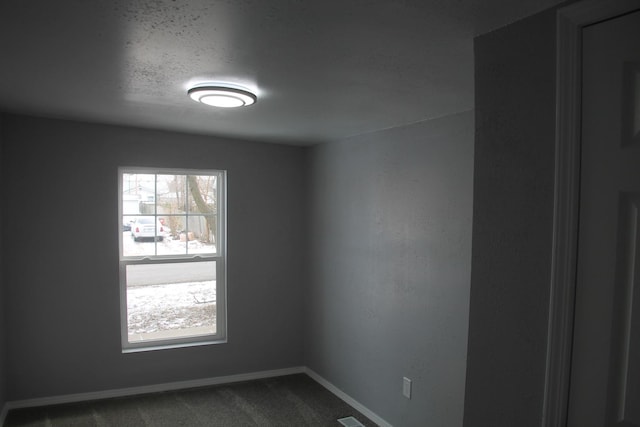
[[4, 374, 378, 426]]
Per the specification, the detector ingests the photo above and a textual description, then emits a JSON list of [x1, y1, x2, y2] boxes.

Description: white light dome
[[188, 85, 257, 108]]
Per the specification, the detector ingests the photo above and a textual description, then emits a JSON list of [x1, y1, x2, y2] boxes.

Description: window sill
[[122, 337, 227, 353]]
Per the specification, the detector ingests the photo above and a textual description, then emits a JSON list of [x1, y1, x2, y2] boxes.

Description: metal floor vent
[[337, 416, 366, 427]]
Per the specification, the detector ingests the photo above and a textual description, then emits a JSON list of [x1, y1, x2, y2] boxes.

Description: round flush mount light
[[188, 84, 257, 108]]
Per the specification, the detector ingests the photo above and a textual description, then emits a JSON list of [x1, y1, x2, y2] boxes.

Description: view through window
[[119, 168, 226, 351]]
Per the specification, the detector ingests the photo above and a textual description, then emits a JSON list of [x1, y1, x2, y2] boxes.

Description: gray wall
[[306, 111, 474, 426], [463, 8, 558, 427], [1, 113, 307, 400]]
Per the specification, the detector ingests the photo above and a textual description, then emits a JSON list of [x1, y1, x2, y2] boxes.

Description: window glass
[[126, 261, 217, 342]]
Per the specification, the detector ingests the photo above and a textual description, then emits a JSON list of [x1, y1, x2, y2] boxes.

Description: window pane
[[156, 174, 186, 215], [156, 215, 188, 256], [123, 173, 156, 214], [124, 216, 161, 257], [185, 215, 217, 255], [187, 175, 217, 216], [126, 261, 217, 343]]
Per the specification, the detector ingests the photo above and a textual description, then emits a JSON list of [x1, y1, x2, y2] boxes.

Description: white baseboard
[[6, 366, 305, 411], [4, 366, 392, 427], [304, 368, 392, 427]]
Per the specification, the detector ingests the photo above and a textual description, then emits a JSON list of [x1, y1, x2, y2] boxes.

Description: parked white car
[[130, 216, 166, 242]]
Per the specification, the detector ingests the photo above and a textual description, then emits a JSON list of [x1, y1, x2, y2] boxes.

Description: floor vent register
[[337, 416, 366, 427]]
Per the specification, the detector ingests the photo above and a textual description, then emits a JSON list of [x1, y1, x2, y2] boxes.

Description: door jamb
[[543, 1, 640, 426]]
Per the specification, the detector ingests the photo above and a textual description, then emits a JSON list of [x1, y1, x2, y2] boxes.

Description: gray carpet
[[4, 374, 378, 426]]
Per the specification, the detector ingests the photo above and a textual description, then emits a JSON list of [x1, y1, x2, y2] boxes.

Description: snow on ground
[[127, 281, 216, 334]]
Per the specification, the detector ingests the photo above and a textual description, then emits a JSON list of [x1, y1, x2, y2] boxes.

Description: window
[[119, 168, 226, 352]]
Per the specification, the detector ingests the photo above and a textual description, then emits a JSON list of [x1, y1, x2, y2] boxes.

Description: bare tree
[[187, 175, 216, 244]]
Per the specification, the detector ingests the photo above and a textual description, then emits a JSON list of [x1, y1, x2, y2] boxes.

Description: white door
[[568, 9, 640, 427]]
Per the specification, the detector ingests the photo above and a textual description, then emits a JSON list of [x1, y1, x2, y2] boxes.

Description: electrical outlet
[[403, 377, 412, 399]]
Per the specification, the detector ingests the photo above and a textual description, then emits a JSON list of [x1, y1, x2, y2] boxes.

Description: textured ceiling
[[0, 0, 565, 145]]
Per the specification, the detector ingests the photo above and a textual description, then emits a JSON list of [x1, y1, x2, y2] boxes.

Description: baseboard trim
[[6, 366, 305, 411], [304, 368, 392, 427]]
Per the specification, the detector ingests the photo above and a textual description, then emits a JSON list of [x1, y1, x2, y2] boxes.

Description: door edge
[[543, 1, 640, 426]]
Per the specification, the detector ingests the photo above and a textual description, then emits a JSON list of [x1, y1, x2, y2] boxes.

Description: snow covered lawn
[[127, 280, 216, 335]]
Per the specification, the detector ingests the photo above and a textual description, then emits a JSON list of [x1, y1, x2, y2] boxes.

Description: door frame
[[543, 1, 640, 426]]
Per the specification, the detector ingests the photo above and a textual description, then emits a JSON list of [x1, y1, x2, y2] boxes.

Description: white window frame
[[118, 167, 227, 352]]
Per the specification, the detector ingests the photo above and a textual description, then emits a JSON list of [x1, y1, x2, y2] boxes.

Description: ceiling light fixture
[[188, 84, 257, 108]]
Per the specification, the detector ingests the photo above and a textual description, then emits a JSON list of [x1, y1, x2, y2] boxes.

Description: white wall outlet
[[403, 377, 412, 399]]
